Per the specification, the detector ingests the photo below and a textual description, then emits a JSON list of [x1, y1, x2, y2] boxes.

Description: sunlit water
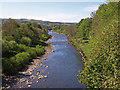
[[13, 31, 86, 88]]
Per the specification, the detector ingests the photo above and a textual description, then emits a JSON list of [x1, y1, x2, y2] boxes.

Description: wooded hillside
[[54, 2, 120, 88]]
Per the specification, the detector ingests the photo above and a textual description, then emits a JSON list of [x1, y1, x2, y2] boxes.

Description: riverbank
[[2, 36, 54, 89], [66, 37, 88, 62]]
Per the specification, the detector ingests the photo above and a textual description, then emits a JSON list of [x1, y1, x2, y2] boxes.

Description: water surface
[[13, 31, 86, 88]]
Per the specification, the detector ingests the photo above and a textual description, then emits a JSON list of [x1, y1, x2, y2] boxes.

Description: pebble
[[52, 50, 55, 52], [36, 71, 41, 75], [29, 72, 32, 75], [38, 77, 42, 79], [28, 85, 31, 87], [30, 75, 34, 79], [26, 80, 29, 84], [38, 75, 44, 79], [43, 57, 48, 60], [28, 82, 32, 85], [43, 75, 47, 78], [40, 64, 43, 67], [34, 66, 37, 69], [6, 86, 11, 89], [2, 87, 5, 89], [25, 72, 32, 76], [22, 79, 26, 82], [46, 66, 49, 68]]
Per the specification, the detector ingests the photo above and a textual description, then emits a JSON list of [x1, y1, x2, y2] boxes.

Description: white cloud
[[39, 13, 79, 22], [84, 5, 99, 12], [1, 13, 85, 23]]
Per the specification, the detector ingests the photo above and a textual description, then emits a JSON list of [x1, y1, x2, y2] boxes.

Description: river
[[13, 31, 86, 88]]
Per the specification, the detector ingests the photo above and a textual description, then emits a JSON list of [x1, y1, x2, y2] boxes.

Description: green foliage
[[2, 19, 51, 75], [77, 2, 120, 88], [2, 52, 30, 75], [2, 40, 19, 57], [54, 2, 120, 88], [25, 22, 32, 29], [20, 37, 31, 46], [76, 18, 92, 40], [35, 45, 45, 55]]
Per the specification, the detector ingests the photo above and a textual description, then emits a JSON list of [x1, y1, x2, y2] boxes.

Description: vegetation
[[2, 19, 51, 75], [54, 2, 120, 88], [2, 19, 74, 31]]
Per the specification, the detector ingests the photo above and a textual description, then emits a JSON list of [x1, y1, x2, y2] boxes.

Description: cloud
[[39, 13, 79, 22], [1, 13, 83, 23], [84, 5, 99, 12]]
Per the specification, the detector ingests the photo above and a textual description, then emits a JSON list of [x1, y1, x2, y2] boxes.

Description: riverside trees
[[2, 19, 51, 75], [54, 2, 120, 88]]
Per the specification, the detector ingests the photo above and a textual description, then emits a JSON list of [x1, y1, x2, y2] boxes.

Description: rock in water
[[52, 50, 55, 52], [36, 71, 41, 75], [28, 85, 31, 87], [28, 82, 32, 85], [40, 64, 43, 67], [43, 57, 48, 60], [43, 75, 47, 78], [46, 66, 49, 68]]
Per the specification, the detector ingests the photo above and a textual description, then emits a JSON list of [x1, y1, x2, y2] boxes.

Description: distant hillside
[[2, 18, 75, 26], [1, 18, 75, 30]]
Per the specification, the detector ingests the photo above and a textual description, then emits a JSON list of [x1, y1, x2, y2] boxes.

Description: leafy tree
[[20, 37, 31, 46], [54, 2, 120, 88], [2, 19, 51, 75]]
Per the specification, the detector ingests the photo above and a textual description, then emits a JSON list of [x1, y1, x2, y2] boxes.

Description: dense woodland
[[54, 2, 120, 88], [2, 19, 51, 75]]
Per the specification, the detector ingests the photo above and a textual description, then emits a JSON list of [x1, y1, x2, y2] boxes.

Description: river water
[[13, 31, 86, 88]]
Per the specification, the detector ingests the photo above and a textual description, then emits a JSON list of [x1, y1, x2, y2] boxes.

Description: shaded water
[[13, 31, 86, 88]]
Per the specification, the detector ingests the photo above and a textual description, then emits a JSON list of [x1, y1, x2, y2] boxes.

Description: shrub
[[20, 37, 31, 46], [26, 48, 37, 59], [35, 45, 45, 55], [2, 58, 17, 75], [2, 19, 51, 75], [2, 52, 31, 75], [2, 40, 18, 57]]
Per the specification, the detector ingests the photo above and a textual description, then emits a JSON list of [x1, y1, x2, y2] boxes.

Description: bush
[[2, 40, 19, 57], [2, 58, 17, 75], [20, 37, 31, 46], [2, 40, 10, 56], [2, 19, 51, 75], [77, 2, 120, 88], [35, 45, 45, 55], [2, 52, 30, 75], [26, 48, 37, 59], [17, 44, 29, 52]]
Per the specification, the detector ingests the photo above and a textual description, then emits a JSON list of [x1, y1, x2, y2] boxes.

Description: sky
[[0, 1, 106, 23]]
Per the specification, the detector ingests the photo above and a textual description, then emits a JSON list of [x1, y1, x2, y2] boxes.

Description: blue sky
[[0, 2, 106, 23]]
